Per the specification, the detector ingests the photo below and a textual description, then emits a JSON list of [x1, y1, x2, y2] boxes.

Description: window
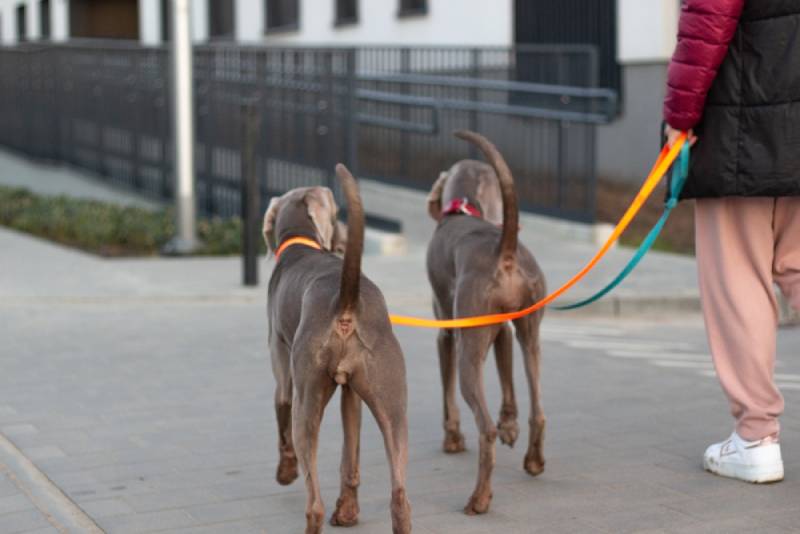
[[209, 0, 234, 39], [39, 0, 50, 40], [266, 0, 299, 32], [398, 0, 427, 18], [16, 4, 27, 42], [161, 0, 170, 41], [335, 0, 357, 26]]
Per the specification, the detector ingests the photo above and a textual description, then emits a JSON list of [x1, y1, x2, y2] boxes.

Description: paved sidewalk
[[0, 148, 162, 210], [1, 227, 800, 533]]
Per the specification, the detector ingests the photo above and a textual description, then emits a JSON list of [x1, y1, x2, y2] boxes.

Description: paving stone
[[0, 509, 53, 534]]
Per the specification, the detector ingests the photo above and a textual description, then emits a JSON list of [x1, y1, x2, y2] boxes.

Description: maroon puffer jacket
[[663, 0, 744, 130]]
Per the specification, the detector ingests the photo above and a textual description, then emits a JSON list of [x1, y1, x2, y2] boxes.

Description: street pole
[[164, 0, 198, 254]]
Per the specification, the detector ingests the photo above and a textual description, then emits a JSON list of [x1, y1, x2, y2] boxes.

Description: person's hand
[[665, 124, 697, 148]]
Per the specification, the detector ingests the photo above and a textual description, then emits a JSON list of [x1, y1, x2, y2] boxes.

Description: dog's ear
[[305, 187, 338, 251], [332, 220, 348, 256], [263, 196, 282, 254], [427, 171, 449, 221], [476, 173, 504, 226]]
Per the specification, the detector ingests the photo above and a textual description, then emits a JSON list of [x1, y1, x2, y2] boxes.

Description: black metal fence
[[0, 41, 616, 222]]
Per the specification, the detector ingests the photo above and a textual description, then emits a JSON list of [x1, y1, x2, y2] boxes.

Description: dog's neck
[[442, 197, 483, 219], [275, 236, 322, 261]]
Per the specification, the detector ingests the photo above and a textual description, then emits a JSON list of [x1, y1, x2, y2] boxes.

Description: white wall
[[617, 0, 680, 64], [0, 0, 68, 43], [255, 0, 512, 47], [52, 0, 68, 41]]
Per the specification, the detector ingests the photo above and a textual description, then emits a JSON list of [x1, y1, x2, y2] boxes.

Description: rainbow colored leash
[[553, 142, 690, 310], [388, 133, 689, 329]]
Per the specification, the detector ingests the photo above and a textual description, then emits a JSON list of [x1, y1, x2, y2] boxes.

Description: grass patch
[[0, 186, 255, 256]]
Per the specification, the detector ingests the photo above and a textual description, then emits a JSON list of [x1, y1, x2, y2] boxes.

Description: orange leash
[[388, 134, 687, 329]]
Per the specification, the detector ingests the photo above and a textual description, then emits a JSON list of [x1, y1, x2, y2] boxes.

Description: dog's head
[[427, 160, 503, 225], [262, 187, 345, 255]]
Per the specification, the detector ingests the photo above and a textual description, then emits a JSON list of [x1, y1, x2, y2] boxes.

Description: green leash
[[553, 143, 690, 311]]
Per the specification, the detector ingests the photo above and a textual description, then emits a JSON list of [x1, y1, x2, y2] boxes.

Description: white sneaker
[[703, 432, 784, 483]]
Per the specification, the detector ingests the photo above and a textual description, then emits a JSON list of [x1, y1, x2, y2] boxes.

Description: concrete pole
[[166, 0, 198, 254]]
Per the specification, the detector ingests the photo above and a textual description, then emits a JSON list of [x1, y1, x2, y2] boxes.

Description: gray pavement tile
[[0, 509, 53, 534], [95, 509, 197, 534], [0, 425, 37, 437], [20, 447, 65, 461], [77, 498, 136, 519], [0, 494, 34, 515], [0, 475, 21, 498], [123, 488, 223, 513]]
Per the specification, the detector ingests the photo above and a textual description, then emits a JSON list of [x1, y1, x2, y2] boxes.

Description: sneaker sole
[[703, 457, 784, 484]]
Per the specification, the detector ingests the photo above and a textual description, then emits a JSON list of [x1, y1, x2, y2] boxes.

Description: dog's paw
[[497, 418, 519, 448], [276, 455, 299, 486], [523, 453, 545, 477], [443, 430, 467, 454], [463, 491, 492, 516], [330, 495, 359, 527]]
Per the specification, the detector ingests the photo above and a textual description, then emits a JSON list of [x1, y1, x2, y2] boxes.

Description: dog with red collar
[[425, 131, 547, 515]]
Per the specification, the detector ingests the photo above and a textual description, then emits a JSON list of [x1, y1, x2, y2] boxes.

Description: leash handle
[[389, 134, 688, 329], [552, 142, 690, 311]]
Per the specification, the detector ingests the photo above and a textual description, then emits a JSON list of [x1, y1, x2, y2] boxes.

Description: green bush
[[0, 186, 258, 256]]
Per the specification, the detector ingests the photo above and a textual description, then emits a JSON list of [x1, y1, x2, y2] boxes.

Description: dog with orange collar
[[262, 165, 411, 534]]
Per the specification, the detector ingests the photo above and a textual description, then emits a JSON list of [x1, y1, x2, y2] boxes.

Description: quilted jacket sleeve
[[663, 0, 745, 130]]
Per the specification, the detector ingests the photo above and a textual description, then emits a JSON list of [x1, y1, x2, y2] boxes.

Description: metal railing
[[0, 41, 617, 223]]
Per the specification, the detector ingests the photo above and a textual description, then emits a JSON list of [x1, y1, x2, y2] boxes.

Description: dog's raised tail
[[454, 130, 518, 264], [335, 164, 364, 315]]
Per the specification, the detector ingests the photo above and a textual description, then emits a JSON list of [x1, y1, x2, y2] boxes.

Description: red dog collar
[[442, 198, 482, 218]]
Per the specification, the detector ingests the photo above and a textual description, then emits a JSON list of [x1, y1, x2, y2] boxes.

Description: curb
[[559, 291, 798, 326], [0, 433, 104, 533]]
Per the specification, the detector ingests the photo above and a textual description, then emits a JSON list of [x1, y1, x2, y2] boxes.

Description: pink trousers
[[695, 197, 800, 440]]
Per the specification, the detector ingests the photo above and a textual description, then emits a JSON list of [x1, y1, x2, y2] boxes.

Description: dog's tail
[[336, 164, 364, 315], [455, 130, 518, 264]]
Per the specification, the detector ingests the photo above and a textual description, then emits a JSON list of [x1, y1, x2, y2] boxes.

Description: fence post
[[241, 98, 261, 287], [344, 48, 358, 174]]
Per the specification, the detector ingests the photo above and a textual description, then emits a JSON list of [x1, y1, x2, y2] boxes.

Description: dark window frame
[[16, 3, 27, 42], [208, 0, 235, 40], [39, 0, 51, 40], [397, 0, 427, 18], [334, 0, 358, 27], [161, 0, 170, 42], [265, 0, 300, 34]]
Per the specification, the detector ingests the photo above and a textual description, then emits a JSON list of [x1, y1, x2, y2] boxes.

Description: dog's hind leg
[[293, 372, 337, 534], [437, 328, 466, 453], [330, 385, 362, 527], [457, 326, 499, 515], [350, 348, 411, 533], [271, 339, 298, 485], [514, 312, 546, 477], [494, 323, 519, 448]]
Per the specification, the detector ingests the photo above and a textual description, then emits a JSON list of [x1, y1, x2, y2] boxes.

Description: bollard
[[241, 99, 261, 287]]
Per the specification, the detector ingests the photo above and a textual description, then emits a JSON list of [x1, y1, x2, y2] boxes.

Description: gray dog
[[426, 131, 547, 515], [264, 165, 411, 534]]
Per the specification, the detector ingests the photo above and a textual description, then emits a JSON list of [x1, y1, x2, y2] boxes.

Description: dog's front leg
[[457, 328, 498, 515], [330, 385, 361, 527]]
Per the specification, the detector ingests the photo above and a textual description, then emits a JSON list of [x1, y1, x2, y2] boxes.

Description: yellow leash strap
[[388, 134, 687, 329]]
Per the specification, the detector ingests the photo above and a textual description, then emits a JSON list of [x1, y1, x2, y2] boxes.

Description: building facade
[[0, 0, 680, 183]]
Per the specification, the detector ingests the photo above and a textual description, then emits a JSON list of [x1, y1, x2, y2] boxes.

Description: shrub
[[0, 186, 259, 256]]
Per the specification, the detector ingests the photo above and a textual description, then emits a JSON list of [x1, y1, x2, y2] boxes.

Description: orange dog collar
[[275, 237, 322, 261]]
